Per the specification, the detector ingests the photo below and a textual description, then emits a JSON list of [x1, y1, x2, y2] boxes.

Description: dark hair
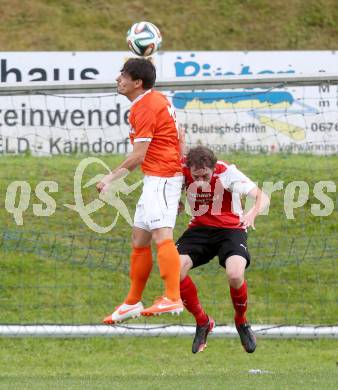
[[186, 146, 217, 169], [121, 58, 156, 90]]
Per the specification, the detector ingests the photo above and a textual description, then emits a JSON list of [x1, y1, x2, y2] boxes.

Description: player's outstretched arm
[[240, 187, 270, 229], [96, 141, 150, 193]]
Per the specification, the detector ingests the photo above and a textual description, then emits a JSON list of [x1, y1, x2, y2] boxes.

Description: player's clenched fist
[[96, 181, 105, 193]]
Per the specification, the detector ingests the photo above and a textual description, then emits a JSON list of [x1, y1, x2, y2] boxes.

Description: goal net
[[0, 74, 337, 337]]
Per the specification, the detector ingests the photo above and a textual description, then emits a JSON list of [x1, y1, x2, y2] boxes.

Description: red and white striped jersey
[[182, 159, 256, 229]]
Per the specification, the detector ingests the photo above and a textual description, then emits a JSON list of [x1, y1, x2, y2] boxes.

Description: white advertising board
[[0, 51, 337, 155]]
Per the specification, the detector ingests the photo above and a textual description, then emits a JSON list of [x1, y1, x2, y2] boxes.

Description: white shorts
[[134, 175, 183, 231]]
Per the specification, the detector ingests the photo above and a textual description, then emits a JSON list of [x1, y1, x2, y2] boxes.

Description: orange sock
[[125, 246, 153, 304], [157, 239, 181, 301]]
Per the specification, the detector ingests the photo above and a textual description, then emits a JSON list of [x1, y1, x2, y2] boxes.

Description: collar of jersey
[[131, 88, 152, 107]]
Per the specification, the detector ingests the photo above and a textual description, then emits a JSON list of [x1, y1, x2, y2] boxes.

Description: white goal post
[[1, 324, 337, 338]]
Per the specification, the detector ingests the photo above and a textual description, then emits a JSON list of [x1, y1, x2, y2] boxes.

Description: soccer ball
[[126, 21, 162, 57]]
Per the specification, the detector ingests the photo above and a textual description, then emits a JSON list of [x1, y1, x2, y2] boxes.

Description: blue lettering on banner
[[174, 53, 296, 77]]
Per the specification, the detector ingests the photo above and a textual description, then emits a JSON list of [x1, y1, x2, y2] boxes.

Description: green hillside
[[0, 0, 337, 50]]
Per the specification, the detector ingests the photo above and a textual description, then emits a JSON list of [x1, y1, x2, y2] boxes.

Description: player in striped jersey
[[177, 146, 270, 353]]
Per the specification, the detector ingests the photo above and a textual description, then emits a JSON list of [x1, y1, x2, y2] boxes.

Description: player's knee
[[180, 255, 193, 280], [225, 255, 246, 287], [227, 270, 244, 289], [132, 228, 152, 247], [151, 227, 173, 244]]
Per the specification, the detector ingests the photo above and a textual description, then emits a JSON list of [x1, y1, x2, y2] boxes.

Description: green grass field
[[0, 338, 337, 389]]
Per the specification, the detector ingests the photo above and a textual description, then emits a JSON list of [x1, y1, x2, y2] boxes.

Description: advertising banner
[[0, 51, 337, 155]]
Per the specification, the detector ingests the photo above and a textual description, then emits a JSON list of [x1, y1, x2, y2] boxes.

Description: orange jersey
[[129, 89, 182, 177]]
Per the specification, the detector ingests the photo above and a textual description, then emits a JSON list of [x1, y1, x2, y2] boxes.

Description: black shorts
[[176, 226, 251, 269]]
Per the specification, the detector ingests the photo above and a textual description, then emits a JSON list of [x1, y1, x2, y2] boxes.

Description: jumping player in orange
[[97, 58, 184, 323]]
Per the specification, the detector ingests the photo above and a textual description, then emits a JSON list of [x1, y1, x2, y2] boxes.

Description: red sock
[[230, 280, 248, 325], [180, 276, 208, 326]]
